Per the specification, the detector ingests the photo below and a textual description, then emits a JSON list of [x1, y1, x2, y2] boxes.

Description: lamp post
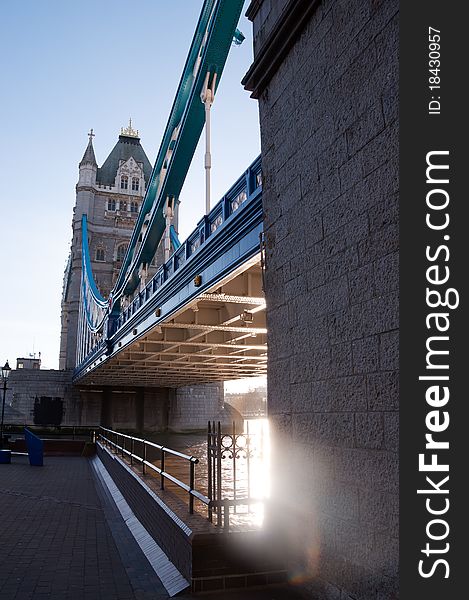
[[1, 361, 11, 449]]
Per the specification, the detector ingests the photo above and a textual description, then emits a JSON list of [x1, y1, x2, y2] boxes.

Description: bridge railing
[[97, 426, 210, 514], [114, 155, 262, 333]]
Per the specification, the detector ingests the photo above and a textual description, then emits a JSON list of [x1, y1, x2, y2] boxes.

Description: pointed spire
[[79, 129, 97, 167]]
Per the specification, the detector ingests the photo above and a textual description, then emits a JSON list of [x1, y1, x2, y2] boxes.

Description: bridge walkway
[[0, 456, 168, 600]]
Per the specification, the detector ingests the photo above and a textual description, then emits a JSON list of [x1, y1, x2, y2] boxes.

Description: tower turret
[[78, 129, 97, 187]]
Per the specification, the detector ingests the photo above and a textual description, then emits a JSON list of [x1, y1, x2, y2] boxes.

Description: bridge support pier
[[100, 386, 112, 429], [242, 0, 399, 597], [135, 388, 144, 433], [6, 374, 242, 434], [168, 382, 242, 432]]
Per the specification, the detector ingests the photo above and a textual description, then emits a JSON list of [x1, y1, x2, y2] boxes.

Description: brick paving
[[0, 456, 167, 600]]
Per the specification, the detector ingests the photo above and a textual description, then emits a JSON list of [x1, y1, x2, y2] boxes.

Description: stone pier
[[5, 370, 240, 432], [243, 0, 399, 598]]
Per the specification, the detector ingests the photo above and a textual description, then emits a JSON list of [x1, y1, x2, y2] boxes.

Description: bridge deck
[[77, 258, 266, 387]]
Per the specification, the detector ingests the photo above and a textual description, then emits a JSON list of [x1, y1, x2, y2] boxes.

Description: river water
[[145, 418, 270, 528]]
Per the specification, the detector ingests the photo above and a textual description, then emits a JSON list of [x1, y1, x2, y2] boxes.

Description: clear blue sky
[[0, 0, 260, 370]]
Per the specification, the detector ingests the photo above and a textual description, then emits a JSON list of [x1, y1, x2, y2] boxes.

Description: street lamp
[[1, 361, 11, 449]]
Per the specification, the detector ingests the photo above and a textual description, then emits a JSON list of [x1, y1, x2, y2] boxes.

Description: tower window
[[96, 247, 105, 262], [116, 244, 128, 262], [107, 198, 116, 211], [132, 177, 139, 191], [130, 201, 139, 214], [120, 175, 128, 190]]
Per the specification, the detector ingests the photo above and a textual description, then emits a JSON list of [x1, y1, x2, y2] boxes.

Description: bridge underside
[[77, 257, 266, 387]]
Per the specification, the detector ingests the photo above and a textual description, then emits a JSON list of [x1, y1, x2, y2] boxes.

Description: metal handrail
[[98, 426, 210, 514]]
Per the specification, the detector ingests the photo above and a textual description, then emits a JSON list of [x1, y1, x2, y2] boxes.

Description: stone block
[[308, 275, 350, 318], [291, 316, 330, 354], [362, 120, 398, 176], [358, 223, 399, 265], [321, 190, 362, 238], [359, 488, 399, 535], [290, 348, 332, 383], [350, 292, 399, 338], [352, 335, 379, 373], [374, 251, 399, 294], [379, 330, 399, 370], [367, 372, 399, 411], [318, 135, 348, 178], [368, 194, 398, 233], [355, 412, 384, 449], [325, 246, 360, 282], [339, 151, 365, 193], [349, 263, 375, 305], [330, 342, 353, 377], [289, 382, 313, 414], [292, 412, 355, 447], [346, 103, 385, 157], [384, 411, 399, 452], [302, 172, 341, 213], [311, 375, 367, 412], [375, 12, 399, 65]]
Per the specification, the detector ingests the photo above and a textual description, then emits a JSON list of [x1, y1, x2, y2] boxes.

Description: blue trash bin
[[0, 449, 11, 464]]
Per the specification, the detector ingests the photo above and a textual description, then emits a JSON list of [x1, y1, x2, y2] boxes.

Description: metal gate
[[207, 420, 263, 528]]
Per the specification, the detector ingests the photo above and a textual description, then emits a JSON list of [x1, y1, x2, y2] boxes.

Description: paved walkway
[[0, 456, 168, 600], [0, 456, 306, 600]]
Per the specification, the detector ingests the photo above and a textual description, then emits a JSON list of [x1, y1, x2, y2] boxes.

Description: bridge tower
[[58, 125, 230, 432], [59, 123, 174, 371]]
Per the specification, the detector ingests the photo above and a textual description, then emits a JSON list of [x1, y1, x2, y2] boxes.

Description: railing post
[[223, 499, 230, 530], [223, 196, 230, 221], [143, 442, 147, 475], [246, 167, 253, 197], [161, 448, 165, 490], [189, 460, 195, 514], [246, 420, 251, 511], [232, 421, 237, 515], [217, 421, 222, 527], [130, 438, 134, 466], [207, 421, 213, 522], [122, 435, 125, 459]]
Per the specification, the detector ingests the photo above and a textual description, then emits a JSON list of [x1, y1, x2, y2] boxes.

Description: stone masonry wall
[[5, 369, 83, 426], [246, 0, 399, 598], [169, 383, 242, 432], [6, 373, 239, 433]]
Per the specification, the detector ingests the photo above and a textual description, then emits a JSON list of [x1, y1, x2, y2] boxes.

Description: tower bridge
[[3, 0, 400, 597], [55, 0, 262, 430], [74, 156, 266, 388]]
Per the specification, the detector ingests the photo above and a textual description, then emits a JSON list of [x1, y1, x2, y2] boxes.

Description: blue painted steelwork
[[81, 216, 107, 330], [78, 0, 245, 359], [111, 0, 244, 299], [170, 225, 181, 250], [74, 156, 262, 381]]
